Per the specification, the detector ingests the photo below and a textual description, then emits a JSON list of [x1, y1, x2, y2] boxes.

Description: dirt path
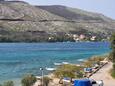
[[90, 62, 115, 86]]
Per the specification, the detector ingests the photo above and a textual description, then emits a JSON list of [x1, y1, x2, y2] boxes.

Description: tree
[[21, 74, 37, 86], [3, 81, 14, 86], [113, 63, 115, 70], [110, 33, 115, 62], [110, 33, 115, 78]]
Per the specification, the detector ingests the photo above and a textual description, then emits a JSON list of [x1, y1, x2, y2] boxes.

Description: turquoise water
[[0, 42, 110, 83]]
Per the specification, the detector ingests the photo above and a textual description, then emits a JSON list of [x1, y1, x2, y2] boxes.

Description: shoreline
[[33, 56, 114, 86], [0, 53, 110, 86], [0, 41, 109, 43]]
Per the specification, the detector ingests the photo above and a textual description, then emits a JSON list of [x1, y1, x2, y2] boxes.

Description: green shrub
[[110, 33, 115, 62], [83, 61, 93, 67], [111, 69, 115, 78], [3, 81, 14, 86], [113, 63, 115, 70], [21, 74, 37, 86], [110, 33, 115, 78], [54, 64, 83, 78], [109, 51, 115, 62], [83, 56, 105, 67]]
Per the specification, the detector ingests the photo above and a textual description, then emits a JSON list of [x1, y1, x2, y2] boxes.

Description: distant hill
[[38, 5, 112, 22], [0, 1, 115, 42]]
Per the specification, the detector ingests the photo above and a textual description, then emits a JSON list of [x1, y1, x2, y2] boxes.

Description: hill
[[38, 5, 112, 22], [0, 1, 115, 42]]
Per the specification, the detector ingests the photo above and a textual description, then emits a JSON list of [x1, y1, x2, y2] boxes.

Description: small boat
[[45, 67, 56, 71]]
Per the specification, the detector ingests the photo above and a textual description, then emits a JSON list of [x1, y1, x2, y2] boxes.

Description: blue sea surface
[[0, 42, 110, 83]]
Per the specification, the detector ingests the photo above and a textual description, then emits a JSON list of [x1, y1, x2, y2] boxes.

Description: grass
[[54, 64, 84, 78], [111, 69, 115, 78], [54, 55, 107, 79], [83, 56, 105, 67]]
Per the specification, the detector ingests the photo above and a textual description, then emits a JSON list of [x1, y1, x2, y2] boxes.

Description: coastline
[[0, 53, 109, 86], [33, 54, 112, 86], [0, 42, 110, 85], [0, 54, 111, 86]]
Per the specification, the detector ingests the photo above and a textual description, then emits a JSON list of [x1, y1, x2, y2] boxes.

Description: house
[[79, 34, 85, 40], [90, 36, 96, 41]]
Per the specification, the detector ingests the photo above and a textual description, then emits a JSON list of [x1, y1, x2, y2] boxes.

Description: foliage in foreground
[[54, 64, 84, 78], [0, 81, 14, 86], [111, 63, 115, 78], [43, 77, 52, 86], [110, 33, 115, 78], [3, 81, 14, 86], [110, 33, 115, 62], [21, 74, 37, 86], [111, 69, 115, 78]]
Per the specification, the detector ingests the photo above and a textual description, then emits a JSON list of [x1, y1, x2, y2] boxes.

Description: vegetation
[[43, 77, 52, 86], [110, 33, 115, 78], [0, 81, 14, 86], [3, 81, 14, 86], [21, 74, 37, 86], [83, 56, 105, 67], [0, 1, 114, 42], [54, 64, 84, 78], [110, 33, 115, 62], [0, 31, 75, 42], [111, 63, 115, 78], [110, 63, 115, 78], [111, 69, 115, 78], [54, 56, 105, 79]]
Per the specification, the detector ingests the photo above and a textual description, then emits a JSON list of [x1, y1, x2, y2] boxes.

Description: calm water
[[0, 42, 110, 82]]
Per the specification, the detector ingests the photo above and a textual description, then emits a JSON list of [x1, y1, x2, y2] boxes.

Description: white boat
[[45, 67, 56, 71]]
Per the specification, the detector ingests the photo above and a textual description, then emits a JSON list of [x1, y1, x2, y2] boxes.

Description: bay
[[0, 42, 110, 83]]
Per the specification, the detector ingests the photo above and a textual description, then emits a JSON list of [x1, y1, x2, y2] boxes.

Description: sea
[[0, 42, 110, 84]]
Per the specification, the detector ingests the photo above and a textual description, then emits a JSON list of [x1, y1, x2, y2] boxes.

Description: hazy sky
[[23, 0, 115, 19]]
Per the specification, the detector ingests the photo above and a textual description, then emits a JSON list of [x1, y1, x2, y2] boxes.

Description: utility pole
[[40, 67, 44, 86]]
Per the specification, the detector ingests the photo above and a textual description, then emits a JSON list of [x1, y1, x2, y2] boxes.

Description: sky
[[22, 0, 115, 19]]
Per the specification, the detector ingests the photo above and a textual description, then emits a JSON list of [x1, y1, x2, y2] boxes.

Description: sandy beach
[[90, 62, 115, 86]]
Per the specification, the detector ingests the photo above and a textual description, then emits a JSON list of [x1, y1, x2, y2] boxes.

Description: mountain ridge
[[0, 1, 115, 42], [38, 5, 114, 22]]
